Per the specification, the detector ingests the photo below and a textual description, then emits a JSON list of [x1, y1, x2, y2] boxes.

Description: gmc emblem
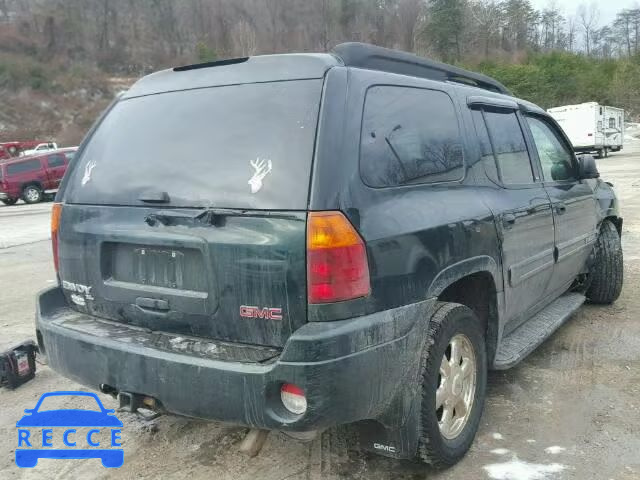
[[239, 305, 283, 320]]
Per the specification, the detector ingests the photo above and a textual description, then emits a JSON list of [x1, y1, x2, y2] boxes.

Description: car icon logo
[[15, 391, 123, 468]]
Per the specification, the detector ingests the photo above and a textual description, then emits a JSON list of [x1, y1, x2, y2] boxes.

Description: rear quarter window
[[360, 86, 464, 187], [7, 159, 41, 176]]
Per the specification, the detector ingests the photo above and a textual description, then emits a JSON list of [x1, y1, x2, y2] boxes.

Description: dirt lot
[[1, 141, 639, 480]]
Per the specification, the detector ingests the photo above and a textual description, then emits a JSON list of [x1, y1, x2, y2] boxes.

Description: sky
[[528, 0, 639, 25]]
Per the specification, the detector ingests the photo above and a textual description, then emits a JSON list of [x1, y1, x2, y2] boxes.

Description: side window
[[526, 116, 576, 182], [482, 110, 534, 184], [47, 154, 65, 168], [608, 117, 615, 129], [64, 151, 76, 162], [6, 159, 41, 176], [360, 86, 464, 187]]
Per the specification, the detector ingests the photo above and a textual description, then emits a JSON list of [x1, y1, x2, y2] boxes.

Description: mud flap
[[354, 381, 422, 460]]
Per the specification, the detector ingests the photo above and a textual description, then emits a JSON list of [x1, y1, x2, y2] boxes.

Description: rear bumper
[[37, 286, 433, 432]]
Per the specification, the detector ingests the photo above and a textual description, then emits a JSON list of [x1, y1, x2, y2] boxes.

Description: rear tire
[[417, 302, 487, 468], [1, 198, 17, 205], [22, 185, 43, 204], [586, 220, 623, 304]]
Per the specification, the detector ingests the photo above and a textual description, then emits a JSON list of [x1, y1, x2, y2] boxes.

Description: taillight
[[280, 383, 307, 415], [51, 203, 62, 274], [307, 211, 370, 304]]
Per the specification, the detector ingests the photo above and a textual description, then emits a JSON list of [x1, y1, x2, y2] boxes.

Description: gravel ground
[[0, 139, 639, 480]]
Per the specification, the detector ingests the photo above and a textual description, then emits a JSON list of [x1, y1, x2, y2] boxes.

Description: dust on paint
[[483, 458, 567, 480]]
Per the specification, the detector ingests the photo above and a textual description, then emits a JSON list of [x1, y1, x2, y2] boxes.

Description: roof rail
[[332, 43, 511, 96]]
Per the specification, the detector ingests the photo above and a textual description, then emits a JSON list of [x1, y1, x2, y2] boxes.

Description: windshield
[[64, 79, 323, 209]]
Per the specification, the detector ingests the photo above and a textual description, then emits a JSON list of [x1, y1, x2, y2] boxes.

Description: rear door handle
[[555, 203, 567, 215], [135, 297, 169, 311], [503, 213, 516, 228]]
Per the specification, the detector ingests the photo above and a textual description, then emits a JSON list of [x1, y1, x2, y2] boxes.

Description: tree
[[578, 2, 599, 55], [424, 0, 467, 61], [470, 0, 502, 58]]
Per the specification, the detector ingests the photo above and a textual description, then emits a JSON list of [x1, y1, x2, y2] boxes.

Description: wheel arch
[[604, 215, 622, 237], [427, 256, 501, 364], [20, 181, 44, 193]]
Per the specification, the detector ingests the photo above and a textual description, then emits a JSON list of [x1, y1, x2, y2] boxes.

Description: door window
[[526, 116, 576, 182], [47, 154, 65, 168], [609, 117, 615, 129], [360, 86, 464, 187], [481, 110, 534, 184]]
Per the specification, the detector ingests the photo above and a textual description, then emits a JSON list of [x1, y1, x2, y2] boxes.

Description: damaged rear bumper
[[37, 286, 433, 451]]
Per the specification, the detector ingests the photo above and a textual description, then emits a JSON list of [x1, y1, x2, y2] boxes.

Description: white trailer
[[547, 102, 624, 158]]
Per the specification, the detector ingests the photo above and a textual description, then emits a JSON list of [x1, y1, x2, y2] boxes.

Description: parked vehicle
[[0, 148, 77, 205], [0, 141, 50, 160], [548, 102, 624, 158], [36, 43, 622, 468], [21, 142, 58, 157]]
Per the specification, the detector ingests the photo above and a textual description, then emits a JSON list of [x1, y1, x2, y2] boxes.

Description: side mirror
[[578, 155, 599, 179]]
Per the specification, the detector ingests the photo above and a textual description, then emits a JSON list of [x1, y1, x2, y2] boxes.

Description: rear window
[[64, 80, 323, 209], [7, 159, 41, 176]]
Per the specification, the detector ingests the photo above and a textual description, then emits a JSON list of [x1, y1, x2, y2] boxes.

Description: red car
[[0, 148, 77, 205]]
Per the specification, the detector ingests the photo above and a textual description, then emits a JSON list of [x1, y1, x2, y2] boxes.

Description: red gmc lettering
[[239, 306, 283, 320]]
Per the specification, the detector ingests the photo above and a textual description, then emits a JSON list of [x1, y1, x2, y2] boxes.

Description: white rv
[[547, 102, 624, 158]]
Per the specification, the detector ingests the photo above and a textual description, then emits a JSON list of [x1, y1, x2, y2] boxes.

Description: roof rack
[[332, 43, 511, 96]]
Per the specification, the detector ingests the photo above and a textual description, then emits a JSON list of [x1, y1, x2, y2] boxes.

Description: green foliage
[[0, 55, 53, 91], [423, 0, 466, 62], [469, 52, 640, 117], [196, 42, 217, 62]]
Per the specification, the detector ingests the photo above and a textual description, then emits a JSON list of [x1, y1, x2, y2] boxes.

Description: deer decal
[[82, 159, 97, 186], [248, 158, 273, 194]]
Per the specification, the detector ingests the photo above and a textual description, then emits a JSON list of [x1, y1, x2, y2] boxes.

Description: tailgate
[[57, 205, 306, 347]]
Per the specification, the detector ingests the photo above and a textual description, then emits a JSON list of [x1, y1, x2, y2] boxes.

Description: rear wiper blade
[[145, 209, 206, 226], [138, 190, 170, 203]]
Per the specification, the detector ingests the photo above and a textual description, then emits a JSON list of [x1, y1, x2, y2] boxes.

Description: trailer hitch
[[117, 391, 162, 420]]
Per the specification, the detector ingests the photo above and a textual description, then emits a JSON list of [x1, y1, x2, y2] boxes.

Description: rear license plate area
[[103, 242, 207, 292]]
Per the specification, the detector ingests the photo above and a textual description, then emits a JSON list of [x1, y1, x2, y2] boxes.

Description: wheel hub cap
[[436, 333, 477, 440]]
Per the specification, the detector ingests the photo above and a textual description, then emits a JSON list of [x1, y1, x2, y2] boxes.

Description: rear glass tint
[[64, 80, 323, 209]]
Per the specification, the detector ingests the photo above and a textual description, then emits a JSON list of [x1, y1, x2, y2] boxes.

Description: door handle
[[135, 297, 169, 311], [502, 213, 516, 228], [555, 203, 567, 215]]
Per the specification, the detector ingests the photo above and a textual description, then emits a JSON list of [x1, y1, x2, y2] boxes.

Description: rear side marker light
[[280, 384, 307, 415], [51, 203, 62, 274], [307, 211, 370, 304]]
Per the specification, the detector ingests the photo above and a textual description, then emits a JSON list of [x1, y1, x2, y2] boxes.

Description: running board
[[493, 293, 585, 370]]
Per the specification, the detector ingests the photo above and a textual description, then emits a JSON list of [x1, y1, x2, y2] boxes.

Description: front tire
[[22, 185, 43, 204], [417, 302, 487, 468], [586, 220, 623, 304]]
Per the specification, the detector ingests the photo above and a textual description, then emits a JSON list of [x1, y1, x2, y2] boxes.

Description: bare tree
[[232, 19, 257, 56], [398, 0, 424, 52], [471, 0, 503, 58], [577, 2, 599, 55]]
